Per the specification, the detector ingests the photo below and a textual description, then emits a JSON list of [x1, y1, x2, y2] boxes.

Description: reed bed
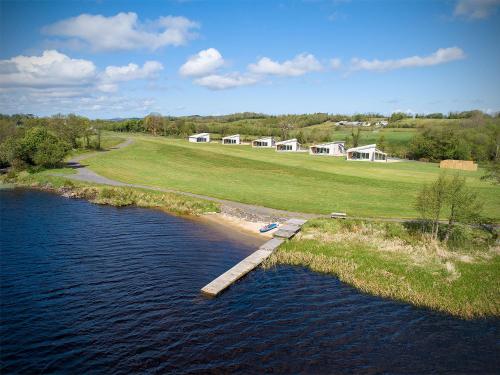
[[263, 219, 499, 318]]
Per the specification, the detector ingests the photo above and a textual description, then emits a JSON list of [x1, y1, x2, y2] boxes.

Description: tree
[[21, 127, 52, 164], [48, 114, 88, 148], [33, 138, 69, 167], [389, 112, 409, 123], [415, 174, 449, 239], [279, 122, 293, 140], [416, 174, 483, 242], [377, 134, 387, 151], [144, 113, 163, 136], [351, 127, 361, 148], [0, 136, 24, 168], [443, 175, 483, 241], [0, 127, 70, 168], [296, 130, 306, 144], [96, 128, 102, 150]]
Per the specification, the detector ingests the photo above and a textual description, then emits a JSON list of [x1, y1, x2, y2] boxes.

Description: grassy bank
[[2, 171, 220, 216], [83, 134, 500, 219], [263, 219, 499, 318]]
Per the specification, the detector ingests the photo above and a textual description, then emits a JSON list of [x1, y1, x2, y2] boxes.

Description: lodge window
[[352, 151, 368, 159]]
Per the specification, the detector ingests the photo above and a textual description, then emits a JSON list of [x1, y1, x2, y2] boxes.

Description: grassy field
[[297, 122, 417, 148], [264, 219, 499, 318], [83, 134, 500, 219], [392, 118, 463, 128]]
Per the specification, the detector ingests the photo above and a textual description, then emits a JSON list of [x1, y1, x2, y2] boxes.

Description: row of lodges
[[188, 133, 387, 162], [335, 120, 389, 127]]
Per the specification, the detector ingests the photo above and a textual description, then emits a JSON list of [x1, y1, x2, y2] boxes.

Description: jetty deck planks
[[201, 219, 306, 296]]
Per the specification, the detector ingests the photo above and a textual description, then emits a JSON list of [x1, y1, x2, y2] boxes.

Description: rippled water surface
[[1, 189, 498, 374]]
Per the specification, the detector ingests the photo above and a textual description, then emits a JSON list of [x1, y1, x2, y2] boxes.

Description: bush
[[444, 223, 495, 251], [33, 138, 69, 167], [0, 137, 25, 166], [0, 127, 70, 169]]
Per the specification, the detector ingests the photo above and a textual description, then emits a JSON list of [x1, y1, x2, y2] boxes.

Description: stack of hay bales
[[439, 160, 478, 171]]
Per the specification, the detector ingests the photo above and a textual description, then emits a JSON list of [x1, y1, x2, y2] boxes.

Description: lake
[[1, 189, 498, 374]]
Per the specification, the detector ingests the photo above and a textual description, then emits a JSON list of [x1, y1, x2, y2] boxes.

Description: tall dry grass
[[263, 219, 499, 318]]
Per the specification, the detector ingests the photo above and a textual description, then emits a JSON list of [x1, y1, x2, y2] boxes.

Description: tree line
[[1, 110, 498, 171], [0, 114, 102, 169]]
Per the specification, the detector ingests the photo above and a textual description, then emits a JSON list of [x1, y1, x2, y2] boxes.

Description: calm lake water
[[1, 189, 498, 374]]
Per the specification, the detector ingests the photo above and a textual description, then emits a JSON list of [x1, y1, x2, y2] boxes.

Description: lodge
[[188, 133, 210, 143], [222, 134, 241, 145], [309, 141, 346, 156], [252, 137, 275, 148], [276, 139, 300, 152], [346, 144, 387, 162]]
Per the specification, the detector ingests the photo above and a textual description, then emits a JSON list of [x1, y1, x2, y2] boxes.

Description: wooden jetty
[[201, 218, 307, 296]]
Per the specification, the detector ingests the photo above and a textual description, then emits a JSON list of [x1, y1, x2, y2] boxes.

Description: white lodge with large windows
[[276, 139, 300, 152], [188, 133, 210, 143], [252, 137, 275, 148], [346, 144, 387, 162], [222, 134, 240, 144], [309, 141, 345, 156]]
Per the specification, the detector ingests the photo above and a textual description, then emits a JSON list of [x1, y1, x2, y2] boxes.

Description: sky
[[0, 0, 499, 118]]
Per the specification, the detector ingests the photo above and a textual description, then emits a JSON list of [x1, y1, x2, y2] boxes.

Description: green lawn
[[84, 134, 500, 219]]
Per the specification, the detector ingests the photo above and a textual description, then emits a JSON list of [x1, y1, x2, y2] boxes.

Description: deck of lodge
[[201, 218, 307, 296]]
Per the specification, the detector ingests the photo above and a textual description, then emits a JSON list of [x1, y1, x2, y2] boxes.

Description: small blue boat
[[259, 223, 279, 233]]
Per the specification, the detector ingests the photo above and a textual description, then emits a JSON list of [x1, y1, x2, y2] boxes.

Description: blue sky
[[0, 0, 499, 118]]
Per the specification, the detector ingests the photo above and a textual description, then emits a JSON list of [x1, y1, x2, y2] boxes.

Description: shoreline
[[3, 181, 499, 319], [194, 213, 271, 248], [1, 181, 275, 248]]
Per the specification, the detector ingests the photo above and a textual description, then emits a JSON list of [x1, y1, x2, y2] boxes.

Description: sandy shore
[[197, 212, 280, 246]]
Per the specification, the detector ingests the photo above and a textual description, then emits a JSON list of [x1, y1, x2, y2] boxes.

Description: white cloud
[[0, 50, 166, 113], [96, 83, 118, 93], [454, 0, 500, 19], [179, 48, 224, 77], [0, 50, 96, 88], [0, 50, 164, 95], [103, 61, 163, 82], [42, 12, 199, 51], [193, 73, 259, 90], [0, 88, 158, 117], [350, 47, 465, 72], [248, 53, 323, 76], [330, 58, 342, 70]]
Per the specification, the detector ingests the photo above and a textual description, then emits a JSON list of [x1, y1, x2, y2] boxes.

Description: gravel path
[[63, 139, 321, 223]]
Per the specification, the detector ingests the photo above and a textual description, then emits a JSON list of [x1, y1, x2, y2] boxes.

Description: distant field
[[392, 118, 463, 127], [298, 122, 417, 147], [84, 134, 500, 219]]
